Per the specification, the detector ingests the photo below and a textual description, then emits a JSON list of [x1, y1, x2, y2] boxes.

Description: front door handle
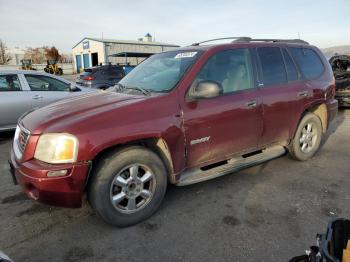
[[298, 91, 309, 97], [32, 95, 43, 100], [246, 100, 257, 108]]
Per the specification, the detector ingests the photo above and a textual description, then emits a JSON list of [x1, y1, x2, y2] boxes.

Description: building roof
[[72, 37, 179, 49]]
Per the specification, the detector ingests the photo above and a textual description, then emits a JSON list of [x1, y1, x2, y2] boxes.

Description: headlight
[[34, 133, 78, 164]]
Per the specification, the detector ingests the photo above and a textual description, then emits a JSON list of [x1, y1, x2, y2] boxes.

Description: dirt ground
[[0, 109, 349, 262]]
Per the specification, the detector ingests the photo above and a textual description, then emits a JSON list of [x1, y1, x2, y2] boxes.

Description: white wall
[[106, 43, 178, 65], [72, 39, 105, 73]]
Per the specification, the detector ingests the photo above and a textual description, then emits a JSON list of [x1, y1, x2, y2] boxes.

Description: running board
[[176, 145, 286, 186]]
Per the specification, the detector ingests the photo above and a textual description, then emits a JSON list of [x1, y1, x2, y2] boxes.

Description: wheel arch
[[295, 102, 328, 136], [306, 103, 328, 133], [85, 137, 175, 191]]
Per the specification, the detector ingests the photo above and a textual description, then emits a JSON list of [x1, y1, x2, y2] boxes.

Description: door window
[[194, 48, 253, 94], [25, 75, 70, 91], [258, 47, 287, 86], [0, 74, 22, 91], [288, 48, 325, 79], [282, 49, 299, 81]]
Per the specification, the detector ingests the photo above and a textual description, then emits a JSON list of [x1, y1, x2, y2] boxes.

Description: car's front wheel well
[[85, 138, 174, 191]]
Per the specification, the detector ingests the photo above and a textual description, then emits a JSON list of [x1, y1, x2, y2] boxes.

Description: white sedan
[[0, 70, 97, 131]]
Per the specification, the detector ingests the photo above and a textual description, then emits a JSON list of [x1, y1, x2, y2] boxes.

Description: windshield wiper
[[115, 83, 151, 96], [115, 83, 125, 91], [124, 86, 151, 96]]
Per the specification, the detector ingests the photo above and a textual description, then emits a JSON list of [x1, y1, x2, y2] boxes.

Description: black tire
[[48, 68, 54, 74], [88, 146, 167, 227], [58, 68, 63, 75], [289, 113, 322, 161]]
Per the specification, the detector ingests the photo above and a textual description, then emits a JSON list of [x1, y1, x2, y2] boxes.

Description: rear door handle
[[246, 100, 257, 108], [298, 91, 309, 97], [32, 95, 43, 100]]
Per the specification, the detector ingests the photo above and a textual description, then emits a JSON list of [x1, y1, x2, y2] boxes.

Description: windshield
[[118, 50, 201, 92]]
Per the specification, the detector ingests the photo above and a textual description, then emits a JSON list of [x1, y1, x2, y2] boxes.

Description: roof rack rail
[[191, 37, 250, 46], [191, 37, 309, 46], [232, 37, 309, 45]]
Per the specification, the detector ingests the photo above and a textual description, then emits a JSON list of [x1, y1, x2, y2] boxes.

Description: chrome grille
[[17, 125, 30, 153]]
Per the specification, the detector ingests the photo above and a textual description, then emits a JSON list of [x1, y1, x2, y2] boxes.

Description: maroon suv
[[9, 37, 338, 227]]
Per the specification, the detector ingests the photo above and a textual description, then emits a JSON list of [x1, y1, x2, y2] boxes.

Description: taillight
[[83, 76, 95, 81]]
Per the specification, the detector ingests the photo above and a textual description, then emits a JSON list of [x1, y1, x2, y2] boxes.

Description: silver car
[[0, 70, 96, 131]]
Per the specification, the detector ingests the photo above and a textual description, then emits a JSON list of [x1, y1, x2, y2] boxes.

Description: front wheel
[[289, 113, 323, 161], [88, 146, 167, 227]]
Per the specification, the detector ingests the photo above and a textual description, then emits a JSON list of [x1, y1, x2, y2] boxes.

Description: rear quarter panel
[[292, 46, 335, 134]]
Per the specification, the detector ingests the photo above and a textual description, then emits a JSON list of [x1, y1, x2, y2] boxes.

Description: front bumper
[[9, 149, 90, 208], [335, 89, 350, 107]]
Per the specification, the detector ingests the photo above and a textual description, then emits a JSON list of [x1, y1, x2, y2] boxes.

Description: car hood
[[21, 91, 146, 134]]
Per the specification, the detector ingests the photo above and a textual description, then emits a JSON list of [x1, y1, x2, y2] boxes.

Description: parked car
[[9, 37, 338, 227], [0, 70, 96, 131], [329, 55, 350, 107], [76, 65, 125, 89]]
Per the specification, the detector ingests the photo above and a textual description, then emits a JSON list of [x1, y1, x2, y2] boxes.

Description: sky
[[0, 0, 349, 52]]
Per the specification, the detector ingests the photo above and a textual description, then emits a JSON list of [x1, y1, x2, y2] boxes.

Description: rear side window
[[102, 68, 124, 78], [258, 47, 287, 86], [25, 75, 70, 91], [282, 49, 299, 81], [0, 74, 22, 91], [289, 48, 324, 79]]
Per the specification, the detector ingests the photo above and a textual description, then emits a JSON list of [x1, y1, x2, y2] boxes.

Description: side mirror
[[70, 84, 79, 91], [189, 80, 222, 100]]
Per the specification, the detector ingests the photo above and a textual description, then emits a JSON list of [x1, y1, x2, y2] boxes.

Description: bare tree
[[44, 46, 61, 62], [0, 39, 12, 65], [24, 47, 46, 64]]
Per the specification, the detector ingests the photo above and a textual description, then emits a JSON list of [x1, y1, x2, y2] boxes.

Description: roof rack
[[191, 37, 249, 46], [191, 37, 309, 46]]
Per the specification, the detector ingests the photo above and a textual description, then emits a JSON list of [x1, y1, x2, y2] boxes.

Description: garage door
[[75, 55, 82, 73], [83, 54, 90, 68]]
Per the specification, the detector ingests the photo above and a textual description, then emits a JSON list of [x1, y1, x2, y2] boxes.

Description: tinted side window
[[194, 48, 253, 94], [0, 74, 22, 91], [282, 49, 299, 81], [25, 75, 70, 91], [258, 47, 287, 86], [289, 48, 324, 79]]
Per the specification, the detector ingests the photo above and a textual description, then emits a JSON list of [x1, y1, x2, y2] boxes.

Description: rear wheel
[[88, 146, 167, 227], [289, 113, 322, 161]]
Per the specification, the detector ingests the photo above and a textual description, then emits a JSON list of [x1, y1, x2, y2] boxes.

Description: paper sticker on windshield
[[174, 52, 197, 59]]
